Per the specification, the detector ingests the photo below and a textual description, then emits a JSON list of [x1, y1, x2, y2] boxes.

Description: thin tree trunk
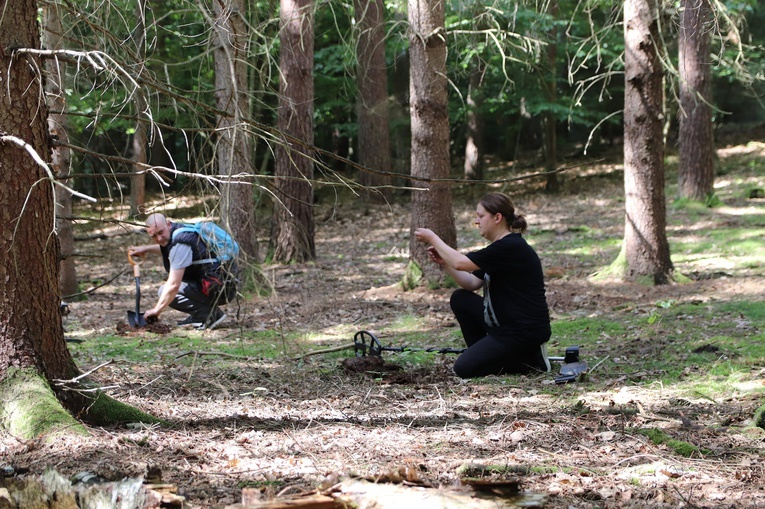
[[43, 3, 78, 297], [214, 0, 258, 262], [543, 0, 559, 193], [354, 0, 393, 203], [130, 0, 147, 218], [622, 0, 673, 284], [272, 0, 315, 262], [408, 0, 456, 287], [464, 61, 484, 181], [678, 0, 715, 201]]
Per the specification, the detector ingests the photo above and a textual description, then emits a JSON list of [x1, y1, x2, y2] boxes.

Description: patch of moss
[[636, 428, 708, 457], [0, 368, 87, 439], [591, 245, 627, 281], [753, 402, 765, 430], [402, 260, 423, 291], [80, 391, 165, 427]]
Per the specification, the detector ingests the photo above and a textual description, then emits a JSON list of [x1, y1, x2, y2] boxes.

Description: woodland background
[[0, 0, 764, 508]]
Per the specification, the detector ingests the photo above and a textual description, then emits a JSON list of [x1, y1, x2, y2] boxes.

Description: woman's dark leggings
[[450, 289, 550, 378]]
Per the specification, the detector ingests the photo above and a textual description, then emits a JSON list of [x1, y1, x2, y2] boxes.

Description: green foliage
[[238, 264, 274, 298], [44, 0, 765, 200], [314, 7, 357, 148], [672, 194, 725, 209], [69, 328, 311, 363]]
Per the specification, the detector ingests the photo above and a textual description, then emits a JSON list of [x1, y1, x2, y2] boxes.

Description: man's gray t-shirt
[[168, 244, 193, 271]]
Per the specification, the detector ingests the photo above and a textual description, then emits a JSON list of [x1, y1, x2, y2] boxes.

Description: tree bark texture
[[623, 0, 673, 284], [0, 0, 79, 386], [408, 0, 457, 285], [43, 3, 78, 297], [130, 0, 147, 218], [272, 0, 315, 263], [464, 61, 484, 181], [678, 0, 715, 201], [543, 0, 559, 193], [354, 0, 393, 203], [214, 0, 259, 262]]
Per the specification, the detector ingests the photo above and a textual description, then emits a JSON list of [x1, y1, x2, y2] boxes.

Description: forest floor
[[2, 134, 765, 508]]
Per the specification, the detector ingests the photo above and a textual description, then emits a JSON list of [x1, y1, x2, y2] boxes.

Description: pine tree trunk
[[355, 0, 393, 203], [678, 0, 715, 201], [130, 0, 147, 218], [408, 0, 456, 286], [214, 0, 258, 262], [543, 0, 559, 193], [464, 61, 484, 181], [1, 0, 159, 435], [43, 3, 78, 298], [0, 0, 87, 418], [0, 0, 74, 380], [622, 0, 673, 284], [272, 0, 315, 263]]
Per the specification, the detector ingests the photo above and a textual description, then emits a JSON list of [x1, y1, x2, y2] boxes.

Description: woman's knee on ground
[[453, 354, 480, 379]]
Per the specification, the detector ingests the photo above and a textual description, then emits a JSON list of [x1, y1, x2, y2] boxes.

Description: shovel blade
[[127, 310, 147, 328]]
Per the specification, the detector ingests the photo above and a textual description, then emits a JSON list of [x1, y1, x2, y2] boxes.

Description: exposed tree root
[[0, 368, 86, 439], [0, 367, 163, 439]]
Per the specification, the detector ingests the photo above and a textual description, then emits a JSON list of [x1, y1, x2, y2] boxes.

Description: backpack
[[172, 221, 240, 265]]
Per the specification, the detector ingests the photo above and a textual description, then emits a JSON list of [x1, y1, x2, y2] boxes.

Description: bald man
[[128, 214, 235, 330]]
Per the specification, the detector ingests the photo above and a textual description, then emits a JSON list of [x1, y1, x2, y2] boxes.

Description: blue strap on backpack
[[172, 222, 240, 265]]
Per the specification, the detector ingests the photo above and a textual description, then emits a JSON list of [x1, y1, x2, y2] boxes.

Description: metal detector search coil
[[353, 330, 466, 357]]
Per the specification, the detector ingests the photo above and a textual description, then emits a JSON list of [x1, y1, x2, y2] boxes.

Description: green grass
[[69, 329, 306, 365], [547, 298, 765, 393]]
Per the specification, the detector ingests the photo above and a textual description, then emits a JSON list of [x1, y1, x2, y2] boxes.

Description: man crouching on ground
[[128, 213, 235, 330]]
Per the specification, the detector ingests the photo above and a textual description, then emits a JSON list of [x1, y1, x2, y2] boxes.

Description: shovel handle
[[128, 251, 145, 277], [127, 251, 145, 266]]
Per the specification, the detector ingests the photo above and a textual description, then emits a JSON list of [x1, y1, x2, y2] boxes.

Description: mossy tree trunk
[[0, 0, 159, 437]]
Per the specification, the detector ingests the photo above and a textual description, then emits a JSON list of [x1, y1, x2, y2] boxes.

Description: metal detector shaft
[[354, 330, 465, 358], [354, 331, 582, 366]]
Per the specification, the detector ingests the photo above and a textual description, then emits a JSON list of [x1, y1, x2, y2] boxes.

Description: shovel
[[127, 252, 147, 328]]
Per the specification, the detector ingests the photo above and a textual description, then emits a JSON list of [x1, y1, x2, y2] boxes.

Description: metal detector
[[353, 330, 466, 357], [353, 330, 588, 383]]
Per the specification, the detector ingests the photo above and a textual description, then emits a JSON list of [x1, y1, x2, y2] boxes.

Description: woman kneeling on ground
[[414, 192, 551, 378]]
